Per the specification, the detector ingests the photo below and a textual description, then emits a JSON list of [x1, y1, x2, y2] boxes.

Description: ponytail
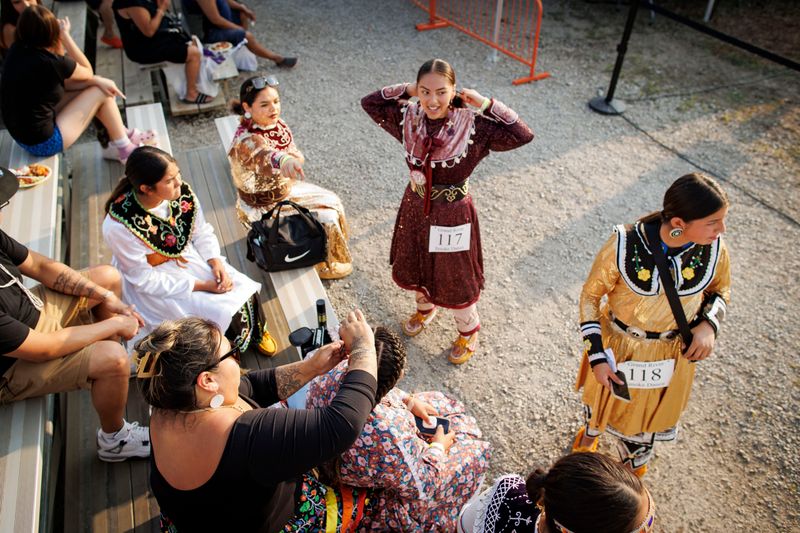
[[524, 467, 547, 503], [638, 210, 663, 225], [104, 175, 133, 214], [230, 98, 245, 116]]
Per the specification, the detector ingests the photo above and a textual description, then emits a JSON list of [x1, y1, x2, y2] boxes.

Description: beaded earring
[[669, 228, 683, 238]]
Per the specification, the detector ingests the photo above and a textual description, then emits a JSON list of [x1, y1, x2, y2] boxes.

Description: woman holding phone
[[361, 59, 533, 364], [572, 173, 731, 476]]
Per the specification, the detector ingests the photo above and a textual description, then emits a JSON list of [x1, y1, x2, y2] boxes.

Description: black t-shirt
[[150, 368, 377, 532], [0, 229, 38, 373], [0, 43, 77, 145], [113, 0, 172, 60]]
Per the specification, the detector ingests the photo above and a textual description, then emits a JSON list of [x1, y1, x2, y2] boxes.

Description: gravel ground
[[167, 1, 800, 530]]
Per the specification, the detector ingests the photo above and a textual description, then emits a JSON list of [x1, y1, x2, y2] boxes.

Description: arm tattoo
[[348, 335, 375, 366], [52, 268, 98, 299], [275, 363, 304, 400]]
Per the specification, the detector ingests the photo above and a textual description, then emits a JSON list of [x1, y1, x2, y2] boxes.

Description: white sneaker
[[97, 420, 151, 462]]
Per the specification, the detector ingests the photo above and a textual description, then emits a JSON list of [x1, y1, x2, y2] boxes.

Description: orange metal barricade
[[410, 0, 550, 85]]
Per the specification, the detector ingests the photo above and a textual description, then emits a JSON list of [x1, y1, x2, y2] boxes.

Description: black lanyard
[[644, 222, 694, 352]]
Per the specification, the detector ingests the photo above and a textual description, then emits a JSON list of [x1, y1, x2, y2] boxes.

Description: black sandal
[[276, 57, 297, 68], [181, 92, 214, 104]]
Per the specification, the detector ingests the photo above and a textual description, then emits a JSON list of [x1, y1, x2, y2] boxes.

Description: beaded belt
[[237, 187, 289, 208], [415, 179, 469, 203], [610, 311, 679, 341]]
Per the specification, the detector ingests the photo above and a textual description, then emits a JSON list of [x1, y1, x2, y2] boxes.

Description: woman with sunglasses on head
[[572, 173, 731, 477], [362, 58, 533, 365], [136, 311, 378, 532], [101, 146, 277, 354], [457, 452, 655, 533], [227, 76, 352, 279], [0, 5, 156, 161]]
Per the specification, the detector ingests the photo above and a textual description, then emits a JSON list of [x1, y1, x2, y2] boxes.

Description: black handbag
[[246, 200, 327, 272]]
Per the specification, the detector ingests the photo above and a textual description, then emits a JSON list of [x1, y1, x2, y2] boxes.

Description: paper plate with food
[[208, 41, 233, 53], [13, 164, 52, 188]]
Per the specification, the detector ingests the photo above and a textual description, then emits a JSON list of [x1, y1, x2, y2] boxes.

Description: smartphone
[[611, 370, 631, 403], [415, 415, 450, 437]]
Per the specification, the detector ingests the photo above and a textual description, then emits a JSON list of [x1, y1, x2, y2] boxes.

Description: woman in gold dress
[[227, 76, 352, 279], [573, 173, 731, 476]]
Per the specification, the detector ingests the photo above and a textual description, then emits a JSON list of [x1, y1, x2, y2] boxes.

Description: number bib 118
[[429, 223, 471, 253], [616, 359, 675, 389]]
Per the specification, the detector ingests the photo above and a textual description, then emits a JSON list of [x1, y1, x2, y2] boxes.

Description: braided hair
[[373, 326, 407, 403]]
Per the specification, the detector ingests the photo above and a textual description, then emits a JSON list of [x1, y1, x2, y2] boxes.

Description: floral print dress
[[308, 361, 492, 531]]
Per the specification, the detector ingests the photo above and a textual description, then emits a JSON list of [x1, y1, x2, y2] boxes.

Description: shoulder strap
[[644, 222, 694, 349]]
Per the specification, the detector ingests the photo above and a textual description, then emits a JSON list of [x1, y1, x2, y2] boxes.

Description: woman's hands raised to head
[[58, 16, 71, 35], [458, 88, 487, 108]]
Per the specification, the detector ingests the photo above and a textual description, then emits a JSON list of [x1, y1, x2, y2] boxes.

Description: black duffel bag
[[246, 200, 327, 272]]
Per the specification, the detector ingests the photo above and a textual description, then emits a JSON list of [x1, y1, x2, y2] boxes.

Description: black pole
[[589, 0, 640, 115]]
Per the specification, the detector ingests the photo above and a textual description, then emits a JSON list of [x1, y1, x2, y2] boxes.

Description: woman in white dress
[[102, 145, 276, 353]]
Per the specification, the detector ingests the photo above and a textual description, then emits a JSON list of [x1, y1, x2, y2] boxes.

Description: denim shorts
[[16, 125, 64, 157], [205, 25, 246, 45], [205, 9, 245, 44]]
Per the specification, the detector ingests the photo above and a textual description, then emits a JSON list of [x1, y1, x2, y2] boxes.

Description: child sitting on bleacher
[[0, 5, 155, 161], [101, 145, 277, 354], [0, 0, 38, 53], [113, 0, 212, 104], [307, 326, 491, 531]]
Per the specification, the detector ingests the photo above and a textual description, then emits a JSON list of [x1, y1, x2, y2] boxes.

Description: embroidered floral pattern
[[616, 222, 720, 296], [108, 183, 197, 258]]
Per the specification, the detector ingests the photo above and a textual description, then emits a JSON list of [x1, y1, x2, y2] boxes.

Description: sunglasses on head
[[247, 76, 279, 93]]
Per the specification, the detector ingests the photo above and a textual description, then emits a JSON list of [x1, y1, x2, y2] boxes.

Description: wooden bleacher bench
[[62, 103, 175, 532], [54, 1, 89, 57], [0, 130, 66, 533], [61, 102, 299, 530], [214, 115, 340, 337]]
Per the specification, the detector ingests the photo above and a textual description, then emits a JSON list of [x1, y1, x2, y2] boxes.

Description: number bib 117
[[616, 359, 675, 389], [429, 223, 471, 253]]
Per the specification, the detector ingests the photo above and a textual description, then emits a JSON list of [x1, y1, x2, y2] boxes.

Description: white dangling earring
[[244, 111, 252, 119], [209, 393, 225, 409], [670, 227, 683, 238]]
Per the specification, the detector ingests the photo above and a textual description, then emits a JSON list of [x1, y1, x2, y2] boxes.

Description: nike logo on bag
[[285, 250, 311, 262]]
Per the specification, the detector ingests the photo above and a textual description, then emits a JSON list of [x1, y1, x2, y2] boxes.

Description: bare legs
[[55, 85, 127, 149], [243, 31, 285, 64], [97, 0, 121, 43], [83, 265, 129, 434], [184, 43, 202, 101]]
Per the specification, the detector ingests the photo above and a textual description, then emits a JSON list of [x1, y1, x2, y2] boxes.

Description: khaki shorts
[[0, 285, 95, 404]]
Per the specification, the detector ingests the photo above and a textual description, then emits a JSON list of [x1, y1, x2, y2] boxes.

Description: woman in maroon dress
[[362, 59, 533, 364]]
